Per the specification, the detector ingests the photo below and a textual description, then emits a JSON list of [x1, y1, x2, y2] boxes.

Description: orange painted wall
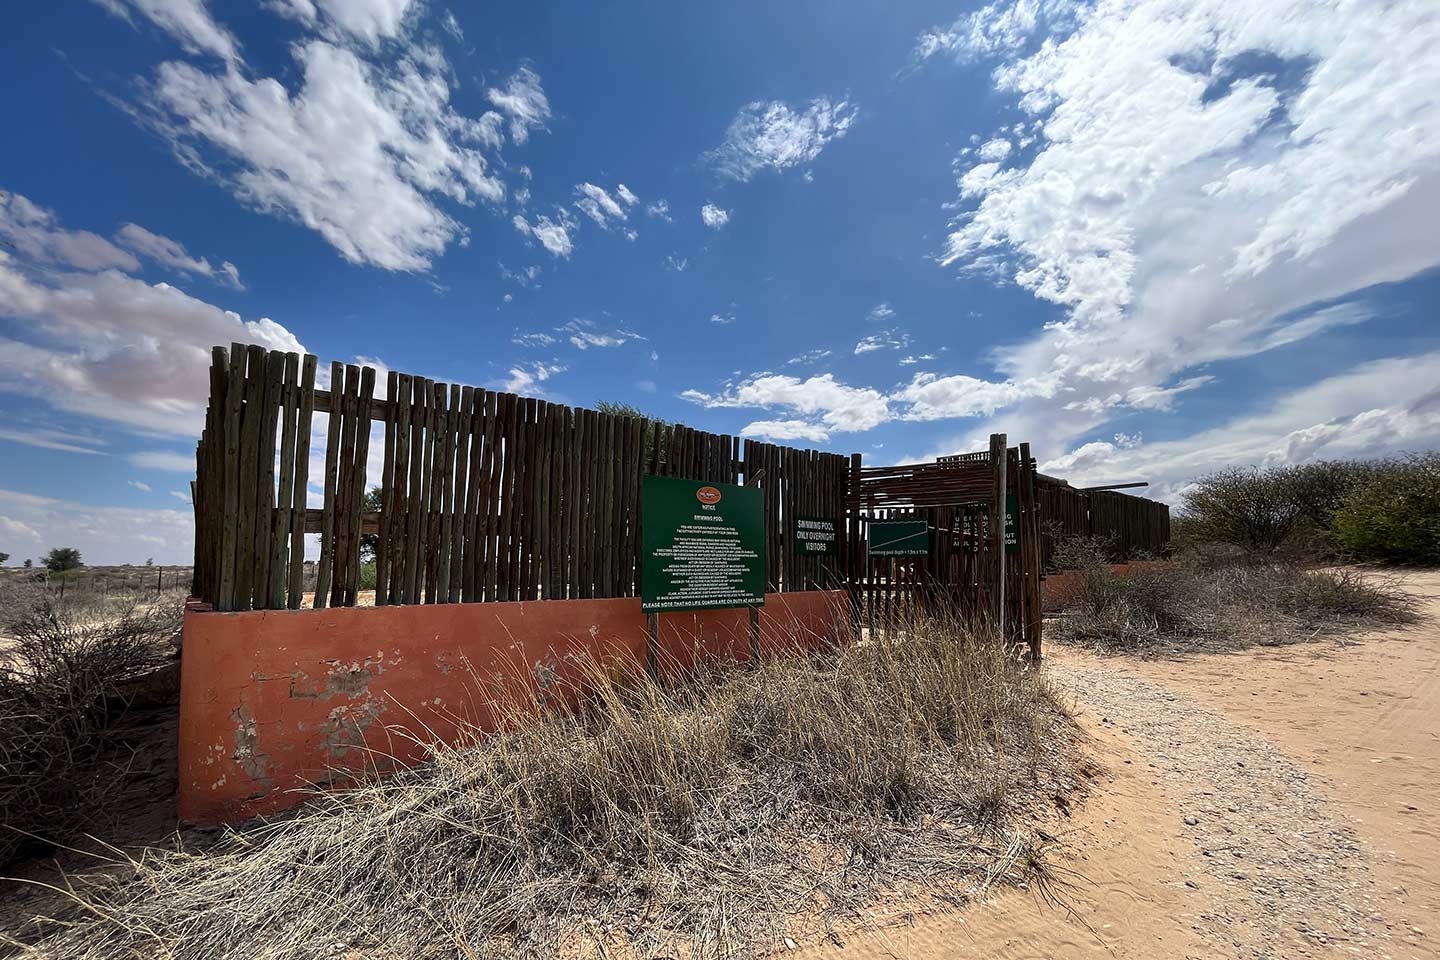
[[178, 591, 851, 825]]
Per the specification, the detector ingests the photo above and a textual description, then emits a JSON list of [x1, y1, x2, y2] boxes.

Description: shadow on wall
[[178, 591, 851, 824]]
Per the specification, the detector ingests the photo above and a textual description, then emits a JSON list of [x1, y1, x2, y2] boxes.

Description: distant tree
[[595, 401, 650, 419], [0, 552, 9, 566], [23, 558, 33, 569], [597, 400, 669, 468], [1180, 467, 1303, 554], [43, 547, 83, 572], [360, 487, 383, 564], [144, 557, 154, 567], [1333, 453, 1440, 565]]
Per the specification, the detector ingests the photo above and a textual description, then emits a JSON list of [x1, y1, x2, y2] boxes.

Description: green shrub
[[1179, 458, 1403, 558], [1180, 466, 1306, 554], [1332, 454, 1440, 565]]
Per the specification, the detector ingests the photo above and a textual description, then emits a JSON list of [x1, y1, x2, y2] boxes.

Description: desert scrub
[[11, 605, 1078, 960], [1051, 553, 1415, 655], [0, 586, 181, 863], [1332, 453, 1440, 565]]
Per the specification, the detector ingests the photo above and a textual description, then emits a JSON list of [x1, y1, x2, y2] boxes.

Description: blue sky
[[2, 0, 1438, 564]]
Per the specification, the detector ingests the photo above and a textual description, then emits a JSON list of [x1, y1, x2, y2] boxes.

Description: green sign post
[[641, 475, 765, 613], [1005, 494, 1018, 553], [794, 515, 838, 555], [868, 519, 929, 557], [946, 499, 1018, 554]]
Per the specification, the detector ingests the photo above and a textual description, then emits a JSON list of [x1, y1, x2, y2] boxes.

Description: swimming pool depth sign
[[867, 519, 929, 557], [642, 475, 765, 613]]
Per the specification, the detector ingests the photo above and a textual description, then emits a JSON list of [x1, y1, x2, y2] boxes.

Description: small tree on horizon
[[0, 552, 9, 566], [360, 487, 383, 564], [597, 400, 669, 468], [43, 547, 83, 572]]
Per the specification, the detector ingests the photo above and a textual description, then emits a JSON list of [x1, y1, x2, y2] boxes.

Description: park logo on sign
[[696, 486, 722, 505]]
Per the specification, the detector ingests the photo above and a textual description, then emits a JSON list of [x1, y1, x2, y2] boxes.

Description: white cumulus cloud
[[700, 203, 730, 229], [130, 25, 529, 270], [916, 0, 1440, 474], [0, 193, 305, 436]]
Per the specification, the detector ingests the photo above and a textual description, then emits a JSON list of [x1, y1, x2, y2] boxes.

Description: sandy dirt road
[[808, 570, 1439, 960]]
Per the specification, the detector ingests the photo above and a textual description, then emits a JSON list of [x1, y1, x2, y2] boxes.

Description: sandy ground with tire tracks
[[806, 570, 1439, 960]]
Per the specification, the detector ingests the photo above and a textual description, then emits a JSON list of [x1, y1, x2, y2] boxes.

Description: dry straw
[[11, 602, 1078, 959], [1050, 541, 1417, 655]]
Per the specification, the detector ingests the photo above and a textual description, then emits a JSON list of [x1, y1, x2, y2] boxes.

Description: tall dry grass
[[10, 603, 1077, 959]]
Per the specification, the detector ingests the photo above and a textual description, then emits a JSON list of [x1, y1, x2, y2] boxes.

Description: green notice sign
[[1005, 494, 1019, 553], [795, 515, 838, 555], [641, 475, 765, 613], [868, 519, 929, 557], [948, 499, 1018, 554]]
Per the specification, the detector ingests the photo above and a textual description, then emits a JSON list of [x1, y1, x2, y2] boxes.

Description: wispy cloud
[[706, 97, 859, 181], [500, 361, 565, 394]]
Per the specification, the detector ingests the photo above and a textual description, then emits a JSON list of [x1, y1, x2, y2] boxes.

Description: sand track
[[810, 570, 1440, 959]]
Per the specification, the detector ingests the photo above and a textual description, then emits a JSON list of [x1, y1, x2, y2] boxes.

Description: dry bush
[[1051, 551, 1416, 655], [0, 585, 181, 864], [12, 605, 1077, 960]]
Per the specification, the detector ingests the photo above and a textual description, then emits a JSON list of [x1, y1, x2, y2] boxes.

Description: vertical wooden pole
[[313, 361, 345, 609], [234, 345, 268, 611], [218, 344, 245, 611], [1019, 441, 1043, 662], [269, 352, 300, 609], [254, 350, 285, 610], [345, 366, 375, 606], [287, 355, 316, 609], [989, 432, 1008, 637], [376, 370, 399, 606]]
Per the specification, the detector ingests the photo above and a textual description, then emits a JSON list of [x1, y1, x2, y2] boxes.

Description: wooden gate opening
[[849, 434, 1044, 660]]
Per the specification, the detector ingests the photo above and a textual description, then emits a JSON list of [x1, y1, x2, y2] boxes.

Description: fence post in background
[[377, 370, 399, 606], [287, 355, 317, 609], [313, 361, 345, 609], [989, 433, 1008, 636], [847, 452, 863, 641], [1018, 441, 1043, 662]]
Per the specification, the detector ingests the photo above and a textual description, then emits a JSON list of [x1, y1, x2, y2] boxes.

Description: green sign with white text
[[794, 515, 838, 555], [641, 475, 765, 613], [946, 499, 1018, 553], [868, 519, 929, 557], [1005, 494, 1019, 553]]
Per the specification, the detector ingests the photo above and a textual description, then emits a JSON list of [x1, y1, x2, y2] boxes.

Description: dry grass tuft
[[11, 604, 1077, 959], [1051, 552, 1417, 655], [0, 585, 181, 864]]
